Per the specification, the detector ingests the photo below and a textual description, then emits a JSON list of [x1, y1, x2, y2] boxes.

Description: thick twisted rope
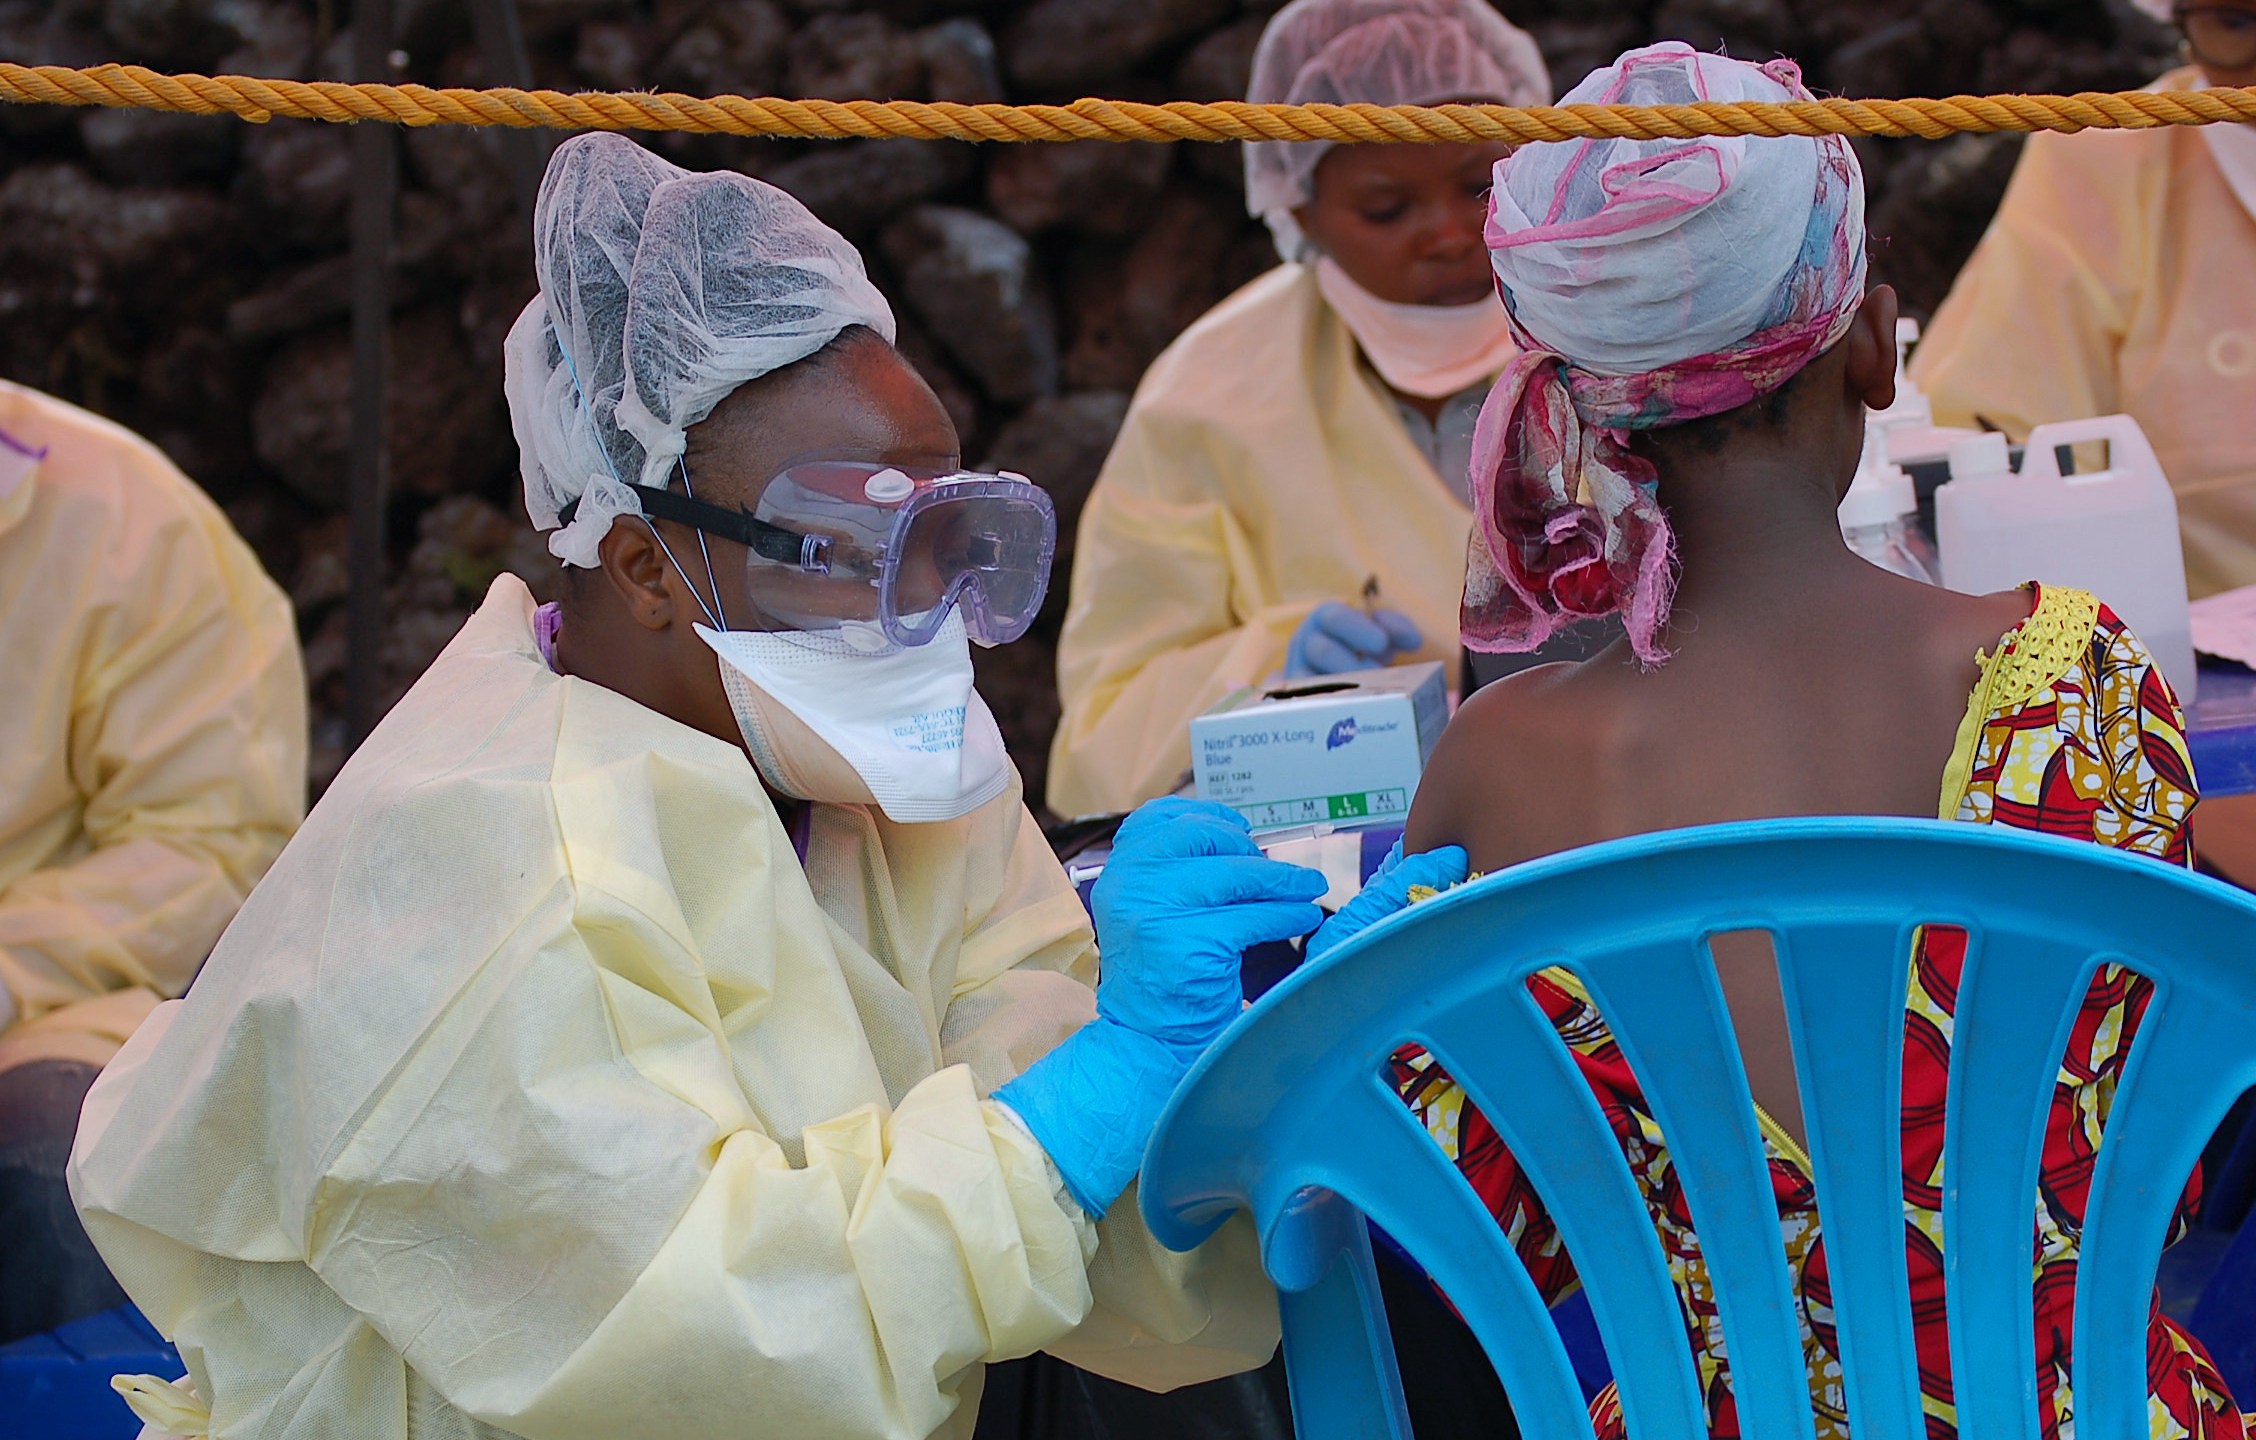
[[3, 61, 2255, 141]]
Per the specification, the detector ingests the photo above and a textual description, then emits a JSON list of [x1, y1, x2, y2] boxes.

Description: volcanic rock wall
[[0, 0, 2181, 812]]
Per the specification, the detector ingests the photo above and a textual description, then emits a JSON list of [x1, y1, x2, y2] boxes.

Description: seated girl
[[1388, 41, 2228, 1440]]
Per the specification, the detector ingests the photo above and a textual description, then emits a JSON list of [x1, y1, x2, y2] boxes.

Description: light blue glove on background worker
[[1306, 840, 1470, 963], [998, 797, 1327, 1215], [1286, 600, 1425, 678]]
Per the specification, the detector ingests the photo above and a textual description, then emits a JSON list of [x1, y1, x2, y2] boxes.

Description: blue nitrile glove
[[1306, 840, 1469, 964], [997, 798, 1327, 1216], [1286, 601, 1424, 678], [1091, 798, 1330, 1054], [995, 1020, 1185, 1219]]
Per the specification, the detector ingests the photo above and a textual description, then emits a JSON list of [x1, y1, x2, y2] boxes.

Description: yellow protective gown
[[1047, 263, 1480, 818], [68, 574, 1275, 1440], [1912, 68, 2256, 598], [0, 380, 304, 1073]]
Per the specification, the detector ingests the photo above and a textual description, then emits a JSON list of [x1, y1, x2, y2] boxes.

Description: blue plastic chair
[[0, 1304, 180, 1439], [1141, 818, 2256, 1440]]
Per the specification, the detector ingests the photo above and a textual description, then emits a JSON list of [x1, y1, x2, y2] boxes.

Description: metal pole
[[469, 0, 549, 215], [345, 0, 395, 748]]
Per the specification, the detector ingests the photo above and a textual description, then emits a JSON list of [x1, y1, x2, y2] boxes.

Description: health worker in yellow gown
[[1913, 0, 2256, 598], [0, 380, 304, 1344], [1046, 0, 1551, 818], [66, 135, 1342, 1440]]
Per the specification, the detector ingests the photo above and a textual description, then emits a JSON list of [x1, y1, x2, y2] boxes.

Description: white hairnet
[[1244, 0, 1551, 262], [2132, 0, 2172, 20], [1487, 43, 1858, 375], [505, 133, 896, 567]]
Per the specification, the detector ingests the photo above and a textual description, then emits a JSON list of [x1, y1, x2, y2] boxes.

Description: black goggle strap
[[564, 484, 835, 574]]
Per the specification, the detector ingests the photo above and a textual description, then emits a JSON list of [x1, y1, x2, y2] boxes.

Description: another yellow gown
[[1914, 68, 2256, 599], [0, 380, 305, 1075], [1048, 263, 1483, 818]]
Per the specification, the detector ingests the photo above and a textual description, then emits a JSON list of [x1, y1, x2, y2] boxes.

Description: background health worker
[[1912, 0, 2256, 598], [67, 135, 1332, 1440], [1046, 0, 1551, 818], [0, 380, 304, 1344]]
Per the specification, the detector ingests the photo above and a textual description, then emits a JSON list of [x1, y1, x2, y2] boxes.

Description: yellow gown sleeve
[[1911, 129, 2156, 441], [0, 451, 305, 1031], [297, 920, 1097, 1440], [1047, 407, 1314, 819], [294, 807, 1269, 1439]]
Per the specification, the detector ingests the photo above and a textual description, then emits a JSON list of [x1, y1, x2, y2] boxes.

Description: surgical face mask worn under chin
[[700, 612, 1013, 823], [1314, 256, 1517, 400]]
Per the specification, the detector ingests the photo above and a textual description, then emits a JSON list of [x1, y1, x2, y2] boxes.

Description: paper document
[[2190, 585, 2256, 670]]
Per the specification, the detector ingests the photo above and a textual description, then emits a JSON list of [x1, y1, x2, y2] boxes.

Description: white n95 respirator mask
[[698, 611, 1014, 824]]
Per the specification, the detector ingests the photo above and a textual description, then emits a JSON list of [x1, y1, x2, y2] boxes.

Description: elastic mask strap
[[555, 338, 725, 631], [644, 519, 727, 633], [677, 457, 732, 632]]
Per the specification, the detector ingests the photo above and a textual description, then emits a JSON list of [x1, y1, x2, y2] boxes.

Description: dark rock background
[[0, 0, 2182, 811]]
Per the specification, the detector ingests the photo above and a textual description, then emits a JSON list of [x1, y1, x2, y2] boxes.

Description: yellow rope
[[2, 61, 2255, 142]]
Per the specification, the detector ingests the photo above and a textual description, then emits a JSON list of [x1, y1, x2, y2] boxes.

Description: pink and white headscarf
[[1462, 42, 1869, 664]]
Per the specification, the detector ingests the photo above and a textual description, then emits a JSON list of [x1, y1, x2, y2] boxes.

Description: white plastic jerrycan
[[1935, 415, 2195, 702], [1839, 426, 1940, 583]]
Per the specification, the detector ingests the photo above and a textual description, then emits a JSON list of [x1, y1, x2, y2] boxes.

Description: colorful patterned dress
[[1393, 585, 2239, 1440]]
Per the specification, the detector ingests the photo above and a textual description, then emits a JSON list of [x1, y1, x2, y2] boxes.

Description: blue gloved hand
[[1090, 797, 1329, 1055], [1305, 840, 1469, 964], [996, 798, 1327, 1216], [995, 1020, 1182, 1218], [1286, 602, 1424, 678]]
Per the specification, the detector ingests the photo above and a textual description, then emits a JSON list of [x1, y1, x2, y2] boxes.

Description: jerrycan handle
[[2019, 414, 2163, 484]]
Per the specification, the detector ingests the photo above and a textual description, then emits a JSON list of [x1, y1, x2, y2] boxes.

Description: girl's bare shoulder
[[1406, 661, 1603, 861]]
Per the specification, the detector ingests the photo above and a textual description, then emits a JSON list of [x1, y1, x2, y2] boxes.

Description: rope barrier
[[3, 61, 2255, 142]]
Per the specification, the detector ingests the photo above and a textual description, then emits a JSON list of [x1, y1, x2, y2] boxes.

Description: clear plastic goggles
[[637, 460, 1058, 649]]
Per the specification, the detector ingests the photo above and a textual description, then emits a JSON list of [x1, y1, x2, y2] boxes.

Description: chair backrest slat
[[1576, 939, 1817, 1440], [1939, 931, 2098, 1440], [2076, 997, 2256, 1440], [1418, 980, 1708, 1440], [1769, 918, 1925, 1440], [1306, 1084, 1604, 1440]]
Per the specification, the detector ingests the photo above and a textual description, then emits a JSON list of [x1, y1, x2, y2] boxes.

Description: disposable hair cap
[[1243, 0, 1551, 262], [504, 133, 896, 567]]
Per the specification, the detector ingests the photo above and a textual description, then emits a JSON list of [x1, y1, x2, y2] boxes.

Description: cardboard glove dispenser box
[[1191, 663, 1448, 835]]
